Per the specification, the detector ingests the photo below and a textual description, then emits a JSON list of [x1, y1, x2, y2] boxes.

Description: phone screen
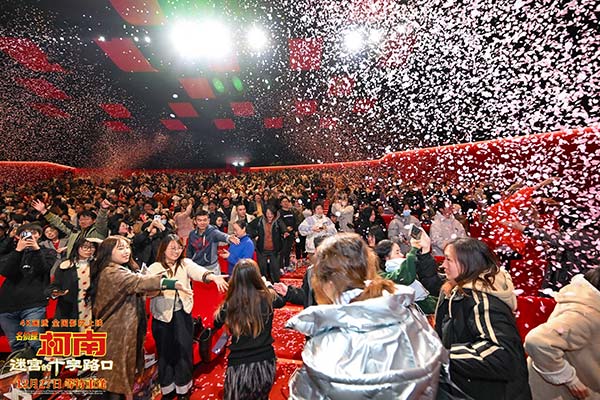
[[410, 225, 422, 240]]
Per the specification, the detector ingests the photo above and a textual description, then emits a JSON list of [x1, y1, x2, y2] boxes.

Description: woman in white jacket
[[148, 234, 228, 400], [525, 268, 600, 400]]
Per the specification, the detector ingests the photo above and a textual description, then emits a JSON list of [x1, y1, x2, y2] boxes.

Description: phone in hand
[[410, 225, 422, 240], [20, 231, 33, 240], [153, 214, 162, 221]]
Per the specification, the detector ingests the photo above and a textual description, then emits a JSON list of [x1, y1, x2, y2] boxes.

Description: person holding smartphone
[[0, 223, 56, 352]]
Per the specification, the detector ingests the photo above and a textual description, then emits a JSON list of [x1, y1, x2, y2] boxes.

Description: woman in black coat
[[46, 237, 99, 331], [435, 237, 531, 400]]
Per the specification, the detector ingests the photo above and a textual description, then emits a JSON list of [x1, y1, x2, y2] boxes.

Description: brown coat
[[93, 263, 162, 395]]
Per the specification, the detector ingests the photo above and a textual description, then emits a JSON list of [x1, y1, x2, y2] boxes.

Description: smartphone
[[410, 225, 422, 240], [20, 231, 33, 240], [153, 214, 162, 221]]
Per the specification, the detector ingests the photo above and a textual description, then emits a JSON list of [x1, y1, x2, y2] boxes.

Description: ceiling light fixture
[[170, 20, 232, 60], [247, 26, 268, 52], [343, 30, 364, 53]]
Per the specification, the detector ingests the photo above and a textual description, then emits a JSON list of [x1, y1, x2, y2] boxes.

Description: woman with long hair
[[214, 259, 285, 400], [87, 236, 190, 400], [46, 236, 99, 330], [286, 233, 444, 398], [435, 237, 531, 400], [148, 234, 228, 400]]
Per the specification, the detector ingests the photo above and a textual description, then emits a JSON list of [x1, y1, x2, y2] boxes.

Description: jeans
[[0, 306, 47, 352]]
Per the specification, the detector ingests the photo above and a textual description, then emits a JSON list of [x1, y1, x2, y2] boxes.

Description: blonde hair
[[312, 233, 396, 304]]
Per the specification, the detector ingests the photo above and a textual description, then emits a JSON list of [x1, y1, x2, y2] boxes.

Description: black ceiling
[[0, 0, 598, 169]]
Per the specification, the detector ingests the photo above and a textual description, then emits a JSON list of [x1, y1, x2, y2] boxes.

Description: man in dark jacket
[[248, 207, 286, 282], [0, 223, 56, 351], [132, 216, 172, 267], [278, 197, 298, 271]]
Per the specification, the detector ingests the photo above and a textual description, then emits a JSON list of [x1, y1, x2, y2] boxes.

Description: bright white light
[[98, 36, 106, 42], [232, 162, 239, 167], [171, 20, 232, 59], [133, 36, 139, 42], [343, 30, 364, 53], [238, 161, 245, 167], [169, 113, 176, 118], [369, 29, 383, 43], [172, 93, 179, 99], [247, 27, 268, 52], [144, 36, 151, 43]]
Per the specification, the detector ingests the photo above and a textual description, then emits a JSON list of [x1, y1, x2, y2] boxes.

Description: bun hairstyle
[[312, 233, 396, 304]]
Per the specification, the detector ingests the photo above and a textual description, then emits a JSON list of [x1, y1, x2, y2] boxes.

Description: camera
[[20, 231, 33, 240], [153, 214, 162, 221]]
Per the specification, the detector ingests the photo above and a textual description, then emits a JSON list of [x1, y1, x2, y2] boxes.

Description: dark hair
[[435, 199, 450, 212], [584, 268, 600, 290], [79, 210, 97, 219], [87, 236, 139, 305], [313, 235, 327, 250], [217, 259, 274, 338], [16, 223, 43, 236], [312, 233, 395, 304], [312, 201, 324, 212], [374, 239, 395, 269], [233, 219, 247, 230], [156, 234, 185, 277], [265, 206, 277, 217], [194, 209, 209, 218], [448, 237, 500, 291], [69, 236, 98, 265]]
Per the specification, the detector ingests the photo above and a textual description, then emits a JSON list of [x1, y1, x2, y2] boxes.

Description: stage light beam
[[343, 30, 364, 53], [247, 27, 268, 52]]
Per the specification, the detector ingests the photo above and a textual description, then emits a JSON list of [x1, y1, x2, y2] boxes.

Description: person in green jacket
[[32, 198, 110, 259], [375, 229, 442, 314]]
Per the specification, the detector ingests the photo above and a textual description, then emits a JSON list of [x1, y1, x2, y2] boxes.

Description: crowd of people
[[0, 168, 598, 399]]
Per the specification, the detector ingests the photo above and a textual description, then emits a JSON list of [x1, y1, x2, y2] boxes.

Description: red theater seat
[[515, 295, 556, 342]]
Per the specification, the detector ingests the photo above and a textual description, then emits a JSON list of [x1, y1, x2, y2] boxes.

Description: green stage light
[[212, 78, 226, 93], [232, 76, 243, 92]]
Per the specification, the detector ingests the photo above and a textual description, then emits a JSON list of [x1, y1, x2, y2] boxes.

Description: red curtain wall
[[1, 128, 598, 186]]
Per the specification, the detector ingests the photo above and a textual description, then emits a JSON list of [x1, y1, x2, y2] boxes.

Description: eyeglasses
[[81, 245, 95, 250]]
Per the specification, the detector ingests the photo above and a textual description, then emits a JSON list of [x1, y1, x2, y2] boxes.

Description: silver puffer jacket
[[286, 286, 446, 399]]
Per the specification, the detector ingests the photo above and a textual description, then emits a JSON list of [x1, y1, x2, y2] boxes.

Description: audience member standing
[[148, 235, 228, 400], [214, 259, 285, 400], [187, 210, 240, 275], [429, 199, 467, 256], [525, 269, 600, 400], [435, 237, 531, 400], [248, 207, 286, 282], [0, 224, 55, 352]]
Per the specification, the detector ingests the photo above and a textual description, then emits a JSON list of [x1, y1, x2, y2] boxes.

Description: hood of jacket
[[286, 286, 445, 399], [554, 274, 600, 314], [461, 268, 517, 311]]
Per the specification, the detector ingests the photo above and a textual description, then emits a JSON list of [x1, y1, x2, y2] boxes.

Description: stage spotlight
[[232, 161, 239, 167], [247, 26, 268, 52], [98, 36, 106, 42], [238, 161, 245, 167], [144, 36, 151, 43], [368, 29, 383, 43], [170, 20, 232, 59], [343, 30, 364, 53]]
